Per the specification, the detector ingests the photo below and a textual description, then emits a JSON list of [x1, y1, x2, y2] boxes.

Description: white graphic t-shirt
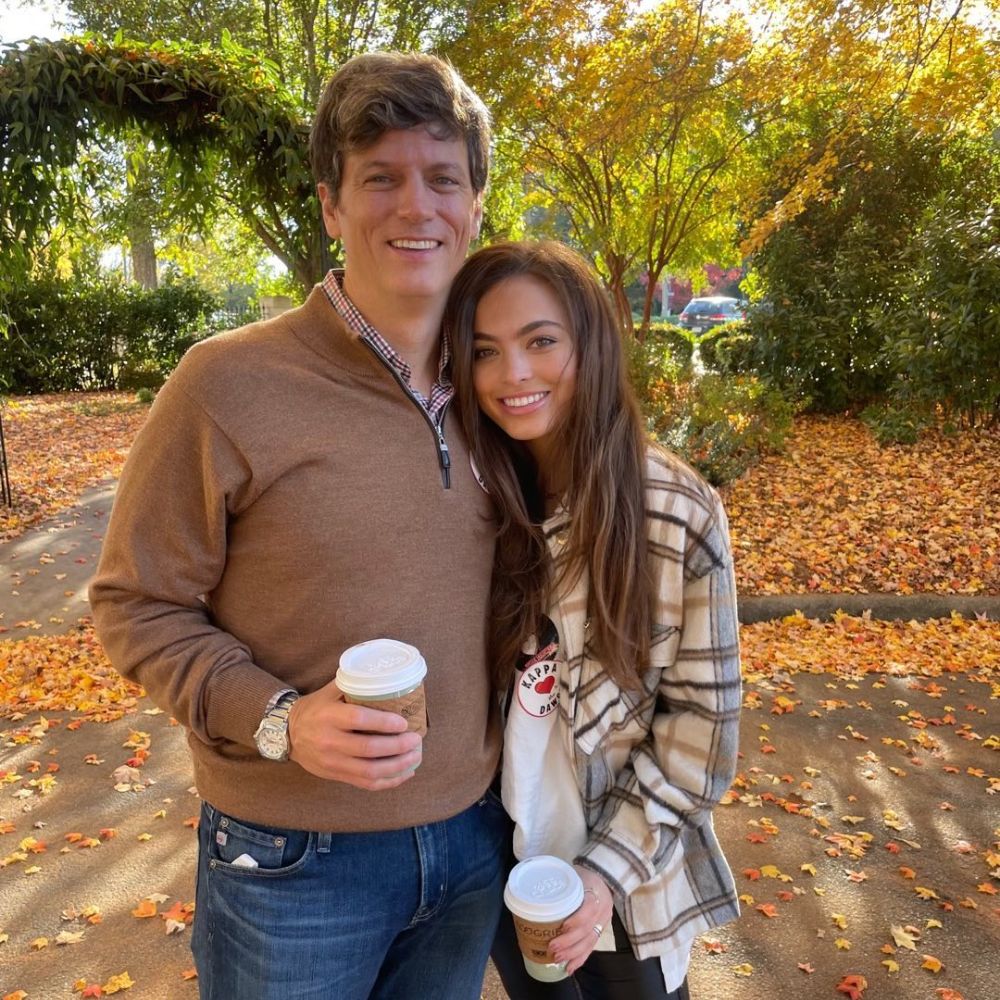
[[501, 615, 588, 863]]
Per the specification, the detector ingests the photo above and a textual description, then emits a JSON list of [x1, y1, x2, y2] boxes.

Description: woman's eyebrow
[[473, 319, 566, 339]]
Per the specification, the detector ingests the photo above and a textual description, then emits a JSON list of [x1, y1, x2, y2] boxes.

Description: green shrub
[[859, 401, 931, 445], [697, 321, 758, 375], [744, 125, 962, 411], [0, 274, 219, 392], [628, 330, 797, 485], [663, 374, 798, 485], [744, 222, 896, 411], [626, 330, 687, 429], [644, 320, 694, 371], [874, 201, 1000, 428]]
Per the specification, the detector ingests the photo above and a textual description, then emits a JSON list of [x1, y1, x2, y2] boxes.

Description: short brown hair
[[310, 52, 491, 197]]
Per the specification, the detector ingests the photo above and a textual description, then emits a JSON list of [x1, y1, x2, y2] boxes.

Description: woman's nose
[[503, 351, 531, 383]]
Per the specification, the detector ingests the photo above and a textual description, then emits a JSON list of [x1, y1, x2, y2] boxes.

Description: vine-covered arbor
[[0, 34, 325, 291]]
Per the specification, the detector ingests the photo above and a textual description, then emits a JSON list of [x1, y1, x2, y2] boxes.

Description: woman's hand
[[549, 867, 615, 975]]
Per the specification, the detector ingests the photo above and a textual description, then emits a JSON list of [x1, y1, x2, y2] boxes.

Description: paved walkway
[[2, 488, 997, 999], [1, 482, 114, 637]]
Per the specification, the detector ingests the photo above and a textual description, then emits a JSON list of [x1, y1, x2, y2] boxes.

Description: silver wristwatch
[[253, 690, 300, 762]]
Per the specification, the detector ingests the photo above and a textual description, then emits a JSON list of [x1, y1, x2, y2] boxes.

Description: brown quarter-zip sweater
[[90, 287, 501, 832]]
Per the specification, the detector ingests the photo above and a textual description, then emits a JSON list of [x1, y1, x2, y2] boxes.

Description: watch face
[[257, 724, 287, 760]]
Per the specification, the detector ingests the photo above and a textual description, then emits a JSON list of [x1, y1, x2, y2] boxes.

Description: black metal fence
[[0, 407, 11, 506]]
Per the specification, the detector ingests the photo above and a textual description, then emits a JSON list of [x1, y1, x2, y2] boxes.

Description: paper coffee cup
[[336, 639, 428, 736], [504, 856, 584, 982]]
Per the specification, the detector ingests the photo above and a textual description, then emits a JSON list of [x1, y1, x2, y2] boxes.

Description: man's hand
[[549, 867, 615, 975], [287, 677, 422, 790]]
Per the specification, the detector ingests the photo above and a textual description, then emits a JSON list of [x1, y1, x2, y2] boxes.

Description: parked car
[[676, 296, 745, 335]]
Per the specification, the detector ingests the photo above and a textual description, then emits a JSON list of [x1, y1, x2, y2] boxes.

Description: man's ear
[[471, 193, 484, 241], [317, 183, 342, 240]]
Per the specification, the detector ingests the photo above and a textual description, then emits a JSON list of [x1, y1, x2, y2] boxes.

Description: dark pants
[[491, 903, 690, 1000]]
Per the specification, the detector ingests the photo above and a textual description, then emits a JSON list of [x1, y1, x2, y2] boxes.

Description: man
[[90, 52, 505, 999]]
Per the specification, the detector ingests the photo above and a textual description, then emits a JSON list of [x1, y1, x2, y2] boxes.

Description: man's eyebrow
[[359, 158, 465, 172], [473, 320, 566, 340]]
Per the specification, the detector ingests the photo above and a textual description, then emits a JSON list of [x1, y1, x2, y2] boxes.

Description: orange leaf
[[921, 954, 944, 973], [131, 899, 158, 919], [756, 903, 778, 918], [161, 900, 194, 924], [836, 973, 868, 999]]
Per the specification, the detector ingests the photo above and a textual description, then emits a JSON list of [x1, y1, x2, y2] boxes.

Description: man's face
[[318, 126, 483, 315]]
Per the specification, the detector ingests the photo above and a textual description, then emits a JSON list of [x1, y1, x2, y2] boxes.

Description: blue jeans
[[192, 791, 510, 999]]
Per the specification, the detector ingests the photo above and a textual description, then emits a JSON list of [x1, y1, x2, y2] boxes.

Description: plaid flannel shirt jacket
[[545, 447, 742, 961]]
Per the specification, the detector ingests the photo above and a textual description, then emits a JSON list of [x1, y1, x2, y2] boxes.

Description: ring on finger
[[583, 887, 599, 904], [593, 923, 603, 937]]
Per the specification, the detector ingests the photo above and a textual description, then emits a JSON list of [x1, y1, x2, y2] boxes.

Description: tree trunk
[[638, 266, 667, 342], [125, 147, 158, 289], [129, 227, 158, 290], [605, 264, 633, 338]]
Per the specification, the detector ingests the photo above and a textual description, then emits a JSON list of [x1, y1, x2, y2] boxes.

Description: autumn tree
[[457, 1, 782, 336], [739, 0, 998, 256], [730, 0, 999, 411]]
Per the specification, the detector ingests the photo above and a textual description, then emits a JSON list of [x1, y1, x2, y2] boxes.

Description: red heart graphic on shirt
[[534, 676, 555, 695]]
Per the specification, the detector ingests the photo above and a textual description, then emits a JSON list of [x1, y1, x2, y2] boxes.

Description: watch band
[[254, 690, 300, 761], [263, 687, 296, 714]]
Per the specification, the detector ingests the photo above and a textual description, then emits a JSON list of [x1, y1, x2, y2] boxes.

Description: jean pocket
[[478, 778, 507, 816], [208, 808, 311, 876]]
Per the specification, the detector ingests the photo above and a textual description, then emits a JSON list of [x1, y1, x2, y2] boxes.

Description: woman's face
[[471, 274, 577, 465]]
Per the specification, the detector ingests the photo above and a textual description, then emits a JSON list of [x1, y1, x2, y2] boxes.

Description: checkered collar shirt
[[321, 270, 453, 424]]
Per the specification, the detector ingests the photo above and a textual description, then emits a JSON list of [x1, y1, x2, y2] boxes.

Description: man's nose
[[396, 178, 433, 220]]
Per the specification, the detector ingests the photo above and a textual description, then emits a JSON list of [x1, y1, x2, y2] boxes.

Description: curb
[[738, 593, 999, 624]]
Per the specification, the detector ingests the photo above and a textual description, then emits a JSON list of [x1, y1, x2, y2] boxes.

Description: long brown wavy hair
[[444, 241, 651, 692]]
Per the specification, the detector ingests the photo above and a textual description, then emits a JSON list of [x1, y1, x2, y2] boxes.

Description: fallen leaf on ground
[[890, 924, 919, 950], [836, 973, 868, 999]]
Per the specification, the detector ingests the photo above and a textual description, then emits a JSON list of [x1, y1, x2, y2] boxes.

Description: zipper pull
[[437, 430, 451, 489]]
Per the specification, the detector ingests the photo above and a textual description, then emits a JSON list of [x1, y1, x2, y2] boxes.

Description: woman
[[444, 241, 742, 999]]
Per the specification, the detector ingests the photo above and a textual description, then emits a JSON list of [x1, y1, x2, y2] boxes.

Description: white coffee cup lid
[[504, 856, 584, 922], [336, 639, 427, 697]]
